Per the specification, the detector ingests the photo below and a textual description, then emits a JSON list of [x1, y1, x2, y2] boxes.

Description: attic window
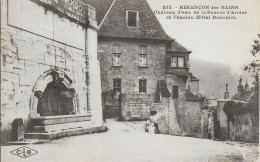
[[126, 10, 139, 27]]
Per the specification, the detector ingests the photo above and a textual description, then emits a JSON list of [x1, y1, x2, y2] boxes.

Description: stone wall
[[1, 0, 102, 143], [229, 113, 258, 143], [200, 108, 209, 138], [216, 100, 229, 140], [98, 38, 167, 120], [164, 75, 203, 137], [98, 38, 166, 95], [215, 99, 259, 142], [189, 80, 199, 94], [150, 98, 170, 134], [120, 94, 156, 120], [177, 101, 202, 137]]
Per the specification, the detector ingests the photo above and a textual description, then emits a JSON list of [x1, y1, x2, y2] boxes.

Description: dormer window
[[126, 10, 139, 27]]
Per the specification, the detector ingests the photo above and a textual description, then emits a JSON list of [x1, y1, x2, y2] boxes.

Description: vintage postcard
[[1, 0, 259, 161]]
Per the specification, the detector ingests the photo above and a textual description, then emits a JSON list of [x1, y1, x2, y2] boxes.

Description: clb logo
[[10, 146, 38, 158]]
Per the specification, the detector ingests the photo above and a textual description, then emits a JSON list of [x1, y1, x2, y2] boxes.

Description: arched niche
[[29, 70, 79, 117]]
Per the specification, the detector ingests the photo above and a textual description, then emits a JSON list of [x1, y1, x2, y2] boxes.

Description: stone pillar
[[85, 6, 103, 126]]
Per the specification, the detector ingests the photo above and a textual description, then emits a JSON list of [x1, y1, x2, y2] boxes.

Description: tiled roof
[[224, 90, 259, 116], [166, 41, 191, 53], [231, 90, 254, 102], [83, 0, 114, 25], [224, 82, 259, 116], [86, 0, 173, 40], [190, 74, 199, 81], [185, 90, 204, 101]]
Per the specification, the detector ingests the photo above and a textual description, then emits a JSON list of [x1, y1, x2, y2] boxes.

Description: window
[[178, 57, 185, 68], [172, 86, 178, 98], [113, 45, 122, 66], [139, 79, 147, 93], [171, 57, 177, 67], [139, 46, 147, 54], [139, 46, 147, 67], [127, 10, 139, 27], [171, 57, 185, 68], [113, 79, 121, 93], [113, 45, 121, 53]]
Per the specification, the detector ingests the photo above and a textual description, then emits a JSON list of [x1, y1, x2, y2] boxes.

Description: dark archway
[[37, 82, 75, 116]]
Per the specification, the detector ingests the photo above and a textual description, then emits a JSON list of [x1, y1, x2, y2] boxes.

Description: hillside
[[189, 58, 239, 99]]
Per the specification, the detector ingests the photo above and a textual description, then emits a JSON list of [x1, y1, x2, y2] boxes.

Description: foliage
[[223, 89, 259, 120], [244, 34, 260, 78]]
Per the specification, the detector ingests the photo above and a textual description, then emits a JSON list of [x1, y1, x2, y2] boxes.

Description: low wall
[[229, 113, 258, 143], [175, 100, 202, 137], [119, 94, 156, 120], [150, 98, 170, 134], [216, 100, 229, 140]]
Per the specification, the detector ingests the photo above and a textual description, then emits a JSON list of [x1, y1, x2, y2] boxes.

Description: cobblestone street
[[1, 119, 259, 162]]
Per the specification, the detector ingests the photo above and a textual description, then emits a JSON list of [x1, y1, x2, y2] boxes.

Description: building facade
[[86, 0, 204, 137], [1, 0, 104, 143]]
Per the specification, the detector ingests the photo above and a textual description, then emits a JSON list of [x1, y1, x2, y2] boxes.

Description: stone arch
[[29, 69, 79, 117]]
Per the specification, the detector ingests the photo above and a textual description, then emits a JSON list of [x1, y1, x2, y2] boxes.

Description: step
[[31, 114, 92, 126], [32, 121, 92, 133], [25, 126, 106, 140], [6, 139, 50, 145]]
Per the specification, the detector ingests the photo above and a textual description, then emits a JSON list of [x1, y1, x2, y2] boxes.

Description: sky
[[148, 0, 260, 75]]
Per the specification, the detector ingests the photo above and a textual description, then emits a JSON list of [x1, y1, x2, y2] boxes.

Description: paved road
[[1, 120, 258, 162]]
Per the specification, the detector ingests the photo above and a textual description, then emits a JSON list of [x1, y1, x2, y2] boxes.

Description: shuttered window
[[113, 45, 122, 66], [113, 79, 121, 93], [139, 46, 147, 67]]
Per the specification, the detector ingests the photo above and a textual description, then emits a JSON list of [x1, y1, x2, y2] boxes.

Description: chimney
[[245, 79, 249, 91], [224, 83, 229, 99], [237, 77, 244, 95]]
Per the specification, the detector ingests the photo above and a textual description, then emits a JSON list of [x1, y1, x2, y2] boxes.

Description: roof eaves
[[146, 1, 175, 41], [98, 35, 174, 41], [166, 50, 192, 53]]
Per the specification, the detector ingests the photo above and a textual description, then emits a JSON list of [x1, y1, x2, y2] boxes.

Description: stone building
[[86, 0, 205, 137], [1, 0, 104, 143]]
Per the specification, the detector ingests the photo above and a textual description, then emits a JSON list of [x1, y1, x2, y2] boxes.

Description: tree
[[244, 34, 260, 79]]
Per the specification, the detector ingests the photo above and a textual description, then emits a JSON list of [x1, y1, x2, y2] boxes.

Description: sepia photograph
[[0, 0, 259, 161]]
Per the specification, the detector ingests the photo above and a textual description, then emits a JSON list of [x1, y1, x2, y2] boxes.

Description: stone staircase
[[24, 114, 106, 140]]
